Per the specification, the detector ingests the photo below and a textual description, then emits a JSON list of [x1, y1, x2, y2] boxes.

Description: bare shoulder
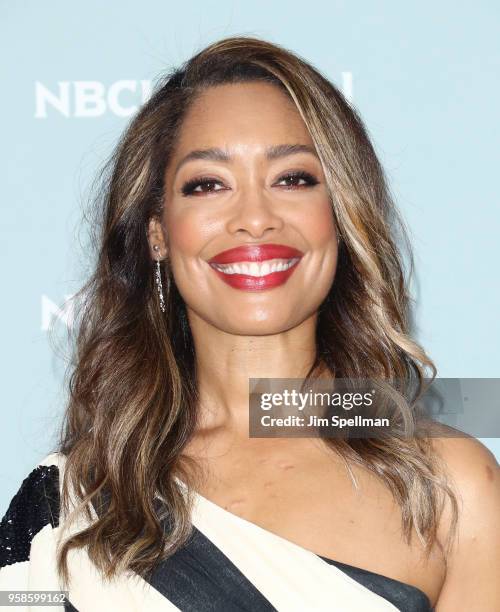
[[427, 425, 499, 488], [426, 428, 500, 610]]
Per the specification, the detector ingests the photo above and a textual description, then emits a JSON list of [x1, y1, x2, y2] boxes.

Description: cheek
[[164, 206, 218, 259], [298, 200, 338, 295], [163, 207, 222, 300], [305, 199, 336, 246]]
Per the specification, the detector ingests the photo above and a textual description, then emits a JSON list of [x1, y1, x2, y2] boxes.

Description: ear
[[147, 216, 168, 261]]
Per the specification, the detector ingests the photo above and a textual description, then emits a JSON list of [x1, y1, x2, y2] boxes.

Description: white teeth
[[212, 257, 299, 277]]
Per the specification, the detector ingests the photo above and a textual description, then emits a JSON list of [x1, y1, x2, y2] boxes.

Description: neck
[[187, 310, 321, 432]]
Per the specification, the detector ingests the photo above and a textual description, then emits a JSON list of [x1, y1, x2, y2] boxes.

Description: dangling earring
[[153, 245, 166, 313]]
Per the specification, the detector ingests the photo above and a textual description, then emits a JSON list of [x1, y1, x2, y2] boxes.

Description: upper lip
[[208, 243, 304, 264]]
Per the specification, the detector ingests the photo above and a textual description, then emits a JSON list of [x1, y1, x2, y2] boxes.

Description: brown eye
[[275, 171, 319, 189], [181, 177, 226, 196]]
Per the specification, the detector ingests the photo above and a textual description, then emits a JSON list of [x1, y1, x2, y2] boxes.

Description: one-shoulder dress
[[0, 453, 433, 611]]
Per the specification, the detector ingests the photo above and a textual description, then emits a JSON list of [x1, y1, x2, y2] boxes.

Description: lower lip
[[210, 260, 301, 291]]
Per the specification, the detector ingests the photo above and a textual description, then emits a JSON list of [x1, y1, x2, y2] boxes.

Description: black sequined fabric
[[0, 465, 60, 567]]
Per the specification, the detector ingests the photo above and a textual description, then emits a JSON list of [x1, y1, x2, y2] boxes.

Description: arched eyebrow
[[173, 143, 318, 175]]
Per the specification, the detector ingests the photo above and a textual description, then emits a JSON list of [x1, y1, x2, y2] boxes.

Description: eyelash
[[180, 170, 319, 197]]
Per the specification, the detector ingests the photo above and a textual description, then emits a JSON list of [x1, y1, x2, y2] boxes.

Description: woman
[[1, 36, 499, 612]]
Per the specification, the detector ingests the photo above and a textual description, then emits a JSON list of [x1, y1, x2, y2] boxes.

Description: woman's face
[[155, 81, 338, 335]]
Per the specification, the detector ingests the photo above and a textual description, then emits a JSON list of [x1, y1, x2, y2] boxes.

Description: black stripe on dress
[[319, 556, 434, 612], [144, 524, 277, 612]]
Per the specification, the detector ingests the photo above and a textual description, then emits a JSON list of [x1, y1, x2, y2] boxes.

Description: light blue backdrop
[[2, 1, 499, 513]]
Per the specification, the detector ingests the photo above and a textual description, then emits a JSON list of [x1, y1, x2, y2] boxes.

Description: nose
[[225, 188, 285, 239]]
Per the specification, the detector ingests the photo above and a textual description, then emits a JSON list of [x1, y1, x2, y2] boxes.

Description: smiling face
[[149, 81, 339, 335]]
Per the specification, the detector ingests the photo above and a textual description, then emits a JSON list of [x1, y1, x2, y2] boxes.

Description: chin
[[214, 308, 307, 336]]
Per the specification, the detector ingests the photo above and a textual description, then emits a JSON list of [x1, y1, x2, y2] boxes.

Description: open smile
[[211, 257, 300, 276], [207, 243, 303, 291]]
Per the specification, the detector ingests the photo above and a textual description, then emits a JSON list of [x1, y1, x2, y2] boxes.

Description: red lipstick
[[207, 243, 303, 291], [209, 243, 303, 264]]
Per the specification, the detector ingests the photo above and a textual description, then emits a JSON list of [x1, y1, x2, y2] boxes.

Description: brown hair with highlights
[[55, 36, 458, 584]]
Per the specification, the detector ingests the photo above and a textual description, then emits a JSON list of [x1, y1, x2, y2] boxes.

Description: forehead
[[172, 82, 313, 153]]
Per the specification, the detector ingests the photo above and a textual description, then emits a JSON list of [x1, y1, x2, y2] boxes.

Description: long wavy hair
[[55, 35, 458, 584]]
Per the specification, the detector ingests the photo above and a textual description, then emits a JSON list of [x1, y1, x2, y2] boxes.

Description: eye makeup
[[180, 170, 319, 197]]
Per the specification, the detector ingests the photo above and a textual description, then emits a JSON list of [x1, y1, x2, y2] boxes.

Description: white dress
[[0, 452, 432, 611]]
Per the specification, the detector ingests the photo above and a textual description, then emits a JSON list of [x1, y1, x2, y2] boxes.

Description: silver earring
[[153, 245, 166, 313]]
